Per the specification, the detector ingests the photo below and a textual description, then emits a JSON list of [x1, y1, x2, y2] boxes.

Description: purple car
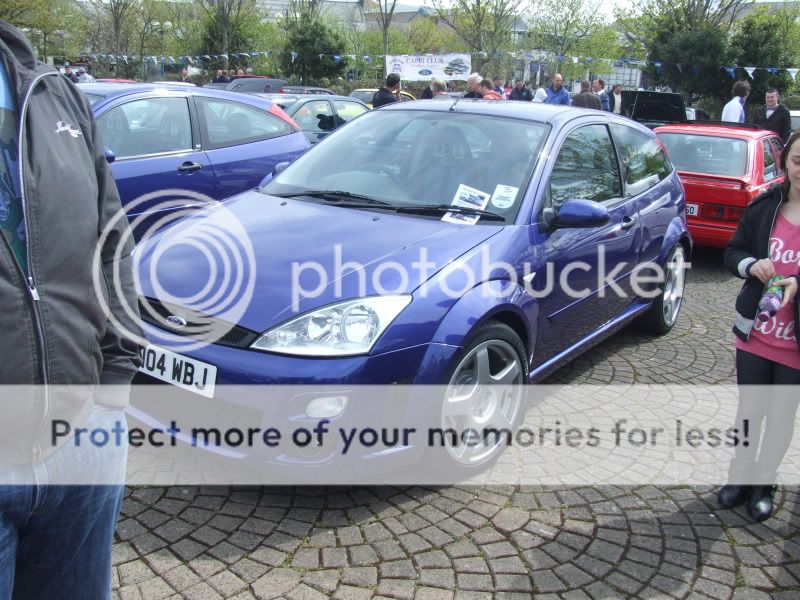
[[133, 101, 691, 475], [80, 83, 309, 237]]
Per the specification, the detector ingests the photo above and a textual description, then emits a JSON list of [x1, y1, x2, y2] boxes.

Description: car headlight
[[250, 295, 412, 357]]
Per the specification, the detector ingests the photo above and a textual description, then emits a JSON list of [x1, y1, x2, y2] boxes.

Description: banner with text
[[385, 54, 472, 81]]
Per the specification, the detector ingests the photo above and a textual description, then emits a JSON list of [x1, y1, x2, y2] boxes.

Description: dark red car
[[655, 123, 785, 248]]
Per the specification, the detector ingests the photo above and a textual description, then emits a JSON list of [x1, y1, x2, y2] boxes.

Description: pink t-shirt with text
[[736, 212, 800, 370]]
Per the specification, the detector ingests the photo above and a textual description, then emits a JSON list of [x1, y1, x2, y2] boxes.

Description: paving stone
[[230, 558, 270, 583], [418, 568, 455, 588], [118, 561, 156, 586], [250, 547, 288, 567], [488, 556, 527, 574], [376, 579, 415, 600], [252, 568, 303, 600], [162, 565, 203, 592], [731, 589, 771, 600], [414, 588, 455, 600], [136, 577, 174, 600], [323, 547, 349, 568], [494, 574, 533, 592], [341, 567, 378, 587], [302, 570, 341, 593], [332, 585, 374, 600], [380, 559, 417, 579], [207, 570, 247, 597], [286, 584, 329, 600], [182, 582, 224, 600], [455, 574, 493, 592]]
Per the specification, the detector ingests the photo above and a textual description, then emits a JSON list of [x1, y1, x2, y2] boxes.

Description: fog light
[[306, 396, 348, 418]]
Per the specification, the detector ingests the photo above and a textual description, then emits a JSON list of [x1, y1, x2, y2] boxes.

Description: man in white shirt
[[721, 80, 750, 122]]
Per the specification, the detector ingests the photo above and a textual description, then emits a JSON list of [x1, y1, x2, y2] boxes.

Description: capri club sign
[[385, 54, 472, 81]]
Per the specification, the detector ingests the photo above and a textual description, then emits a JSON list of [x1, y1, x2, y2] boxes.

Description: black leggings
[[730, 349, 800, 483]]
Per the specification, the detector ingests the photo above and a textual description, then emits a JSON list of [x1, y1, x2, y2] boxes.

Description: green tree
[[731, 6, 800, 104], [527, 0, 609, 77], [430, 0, 523, 73], [407, 16, 468, 54], [198, 0, 258, 64], [280, 16, 347, 83]]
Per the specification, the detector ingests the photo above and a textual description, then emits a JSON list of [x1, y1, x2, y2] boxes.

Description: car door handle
[[178, 161, 203, 173], [621, 216, 637, 230]]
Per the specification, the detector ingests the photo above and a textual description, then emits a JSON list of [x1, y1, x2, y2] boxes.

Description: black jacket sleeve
[[86, 96, 143, 386], [779, 106, 792, 143], [723, 205, 756, 280]]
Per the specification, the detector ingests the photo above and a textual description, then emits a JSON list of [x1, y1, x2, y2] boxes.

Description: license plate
[[138, 345, 217, 398], [686, 203, 699, 216]]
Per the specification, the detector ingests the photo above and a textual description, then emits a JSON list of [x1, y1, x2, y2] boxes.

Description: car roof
[[377, 98, 587, 127], [78, 82, 274, 108], [654, 122, 776, 140]]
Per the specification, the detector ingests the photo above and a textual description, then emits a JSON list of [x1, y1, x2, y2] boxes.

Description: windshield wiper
[[270, 190, 393, 206], [396, 204, 506, 222]]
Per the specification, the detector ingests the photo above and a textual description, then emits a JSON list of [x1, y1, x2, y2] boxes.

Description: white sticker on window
[[491, 185, 518, 209], [442, 184, 491, 225]]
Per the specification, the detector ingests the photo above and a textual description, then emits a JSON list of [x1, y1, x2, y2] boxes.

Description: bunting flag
[[77, 48, 800, 84]]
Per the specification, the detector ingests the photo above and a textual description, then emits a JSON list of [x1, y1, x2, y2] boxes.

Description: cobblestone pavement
[[113, 248, 800, 600]]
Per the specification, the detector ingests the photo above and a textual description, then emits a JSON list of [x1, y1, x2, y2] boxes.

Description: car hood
[[623, 91, 686, 126], [135, 191, 503, 333]]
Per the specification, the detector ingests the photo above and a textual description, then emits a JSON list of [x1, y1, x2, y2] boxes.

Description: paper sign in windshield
[[442, 184, 490, 225], [491, 185, 518, 209]]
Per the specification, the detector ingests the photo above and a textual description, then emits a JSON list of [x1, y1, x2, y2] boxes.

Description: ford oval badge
[[166, 315, 188, 328]]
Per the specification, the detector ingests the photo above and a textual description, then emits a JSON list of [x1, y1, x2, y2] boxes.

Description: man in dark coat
[[372, 73, 401, 108], [752, 88, 792, 144], [571, 80, 602, 109]]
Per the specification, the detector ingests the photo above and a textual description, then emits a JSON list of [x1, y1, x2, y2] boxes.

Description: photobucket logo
[[92, 189, 257, 353], [291, 244, 688, 307]]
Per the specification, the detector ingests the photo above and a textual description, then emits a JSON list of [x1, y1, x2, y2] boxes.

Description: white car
[[791, 110, 800, 132]]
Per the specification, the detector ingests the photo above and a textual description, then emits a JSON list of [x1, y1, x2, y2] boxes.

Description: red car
[[655, 123, 784, 248]]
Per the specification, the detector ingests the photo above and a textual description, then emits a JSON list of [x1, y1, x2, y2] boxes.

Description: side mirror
[[257, 161, 291, 189], [544, 199, 610, 230], [104, 147, 116, 164]]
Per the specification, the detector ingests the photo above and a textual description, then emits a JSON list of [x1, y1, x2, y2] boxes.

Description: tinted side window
[[549, 124, 622, 208], [98, 97, 192, 159], [197, 98, 292, 149], [763, 139, 777, 181], [611, 124, 673, 196]]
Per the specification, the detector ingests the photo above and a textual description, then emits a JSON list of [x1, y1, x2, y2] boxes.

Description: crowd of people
[[211, 68, 246, 84], [372, 70, 628, 116], [722, 80, 793, 143]]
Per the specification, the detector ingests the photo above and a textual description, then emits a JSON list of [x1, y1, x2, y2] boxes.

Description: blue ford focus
[[80, 83, 309, 234], [133, 100, 691, 472]]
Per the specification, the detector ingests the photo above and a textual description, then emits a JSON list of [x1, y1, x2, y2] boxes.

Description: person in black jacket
[[752, 88, 792, 144], [571, 80, 602, 109], [372, 73, 401, 108], [719, 130, 800, 521], [0, 20, 141, 597]]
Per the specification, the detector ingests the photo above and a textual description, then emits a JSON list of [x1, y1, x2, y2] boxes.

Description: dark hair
[[766, 87, 780, 95], [612, 84, 622, 93], [480, 78, 493, 89], [596, 78, 605, 88], [781, 130, 800, 196], [732, 80, 750, 97], [580, 80, 591, 92], [386, 73, 400, 88]]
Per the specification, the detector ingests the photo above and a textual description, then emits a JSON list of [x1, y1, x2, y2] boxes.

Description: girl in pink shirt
[[720, 131, 800, 521]]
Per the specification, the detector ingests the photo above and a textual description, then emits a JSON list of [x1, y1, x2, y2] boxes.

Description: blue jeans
[[0, 405, 127, 599]]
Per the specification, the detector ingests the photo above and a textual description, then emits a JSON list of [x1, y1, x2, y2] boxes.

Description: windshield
[[350, 91, 373, 104], [658, 132, 749, 177], [263, 110, 548, 221]]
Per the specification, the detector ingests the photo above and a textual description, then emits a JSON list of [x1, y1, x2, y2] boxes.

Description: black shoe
[[747, 485, 775, 522], [718, 485, 749, 509]]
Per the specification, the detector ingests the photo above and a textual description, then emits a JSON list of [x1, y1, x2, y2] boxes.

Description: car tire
[[425, 321, 529, 480], [636, 244, 687, 335]]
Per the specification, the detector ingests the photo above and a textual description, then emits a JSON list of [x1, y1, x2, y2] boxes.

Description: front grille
[[139, 297, 259, 349]]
